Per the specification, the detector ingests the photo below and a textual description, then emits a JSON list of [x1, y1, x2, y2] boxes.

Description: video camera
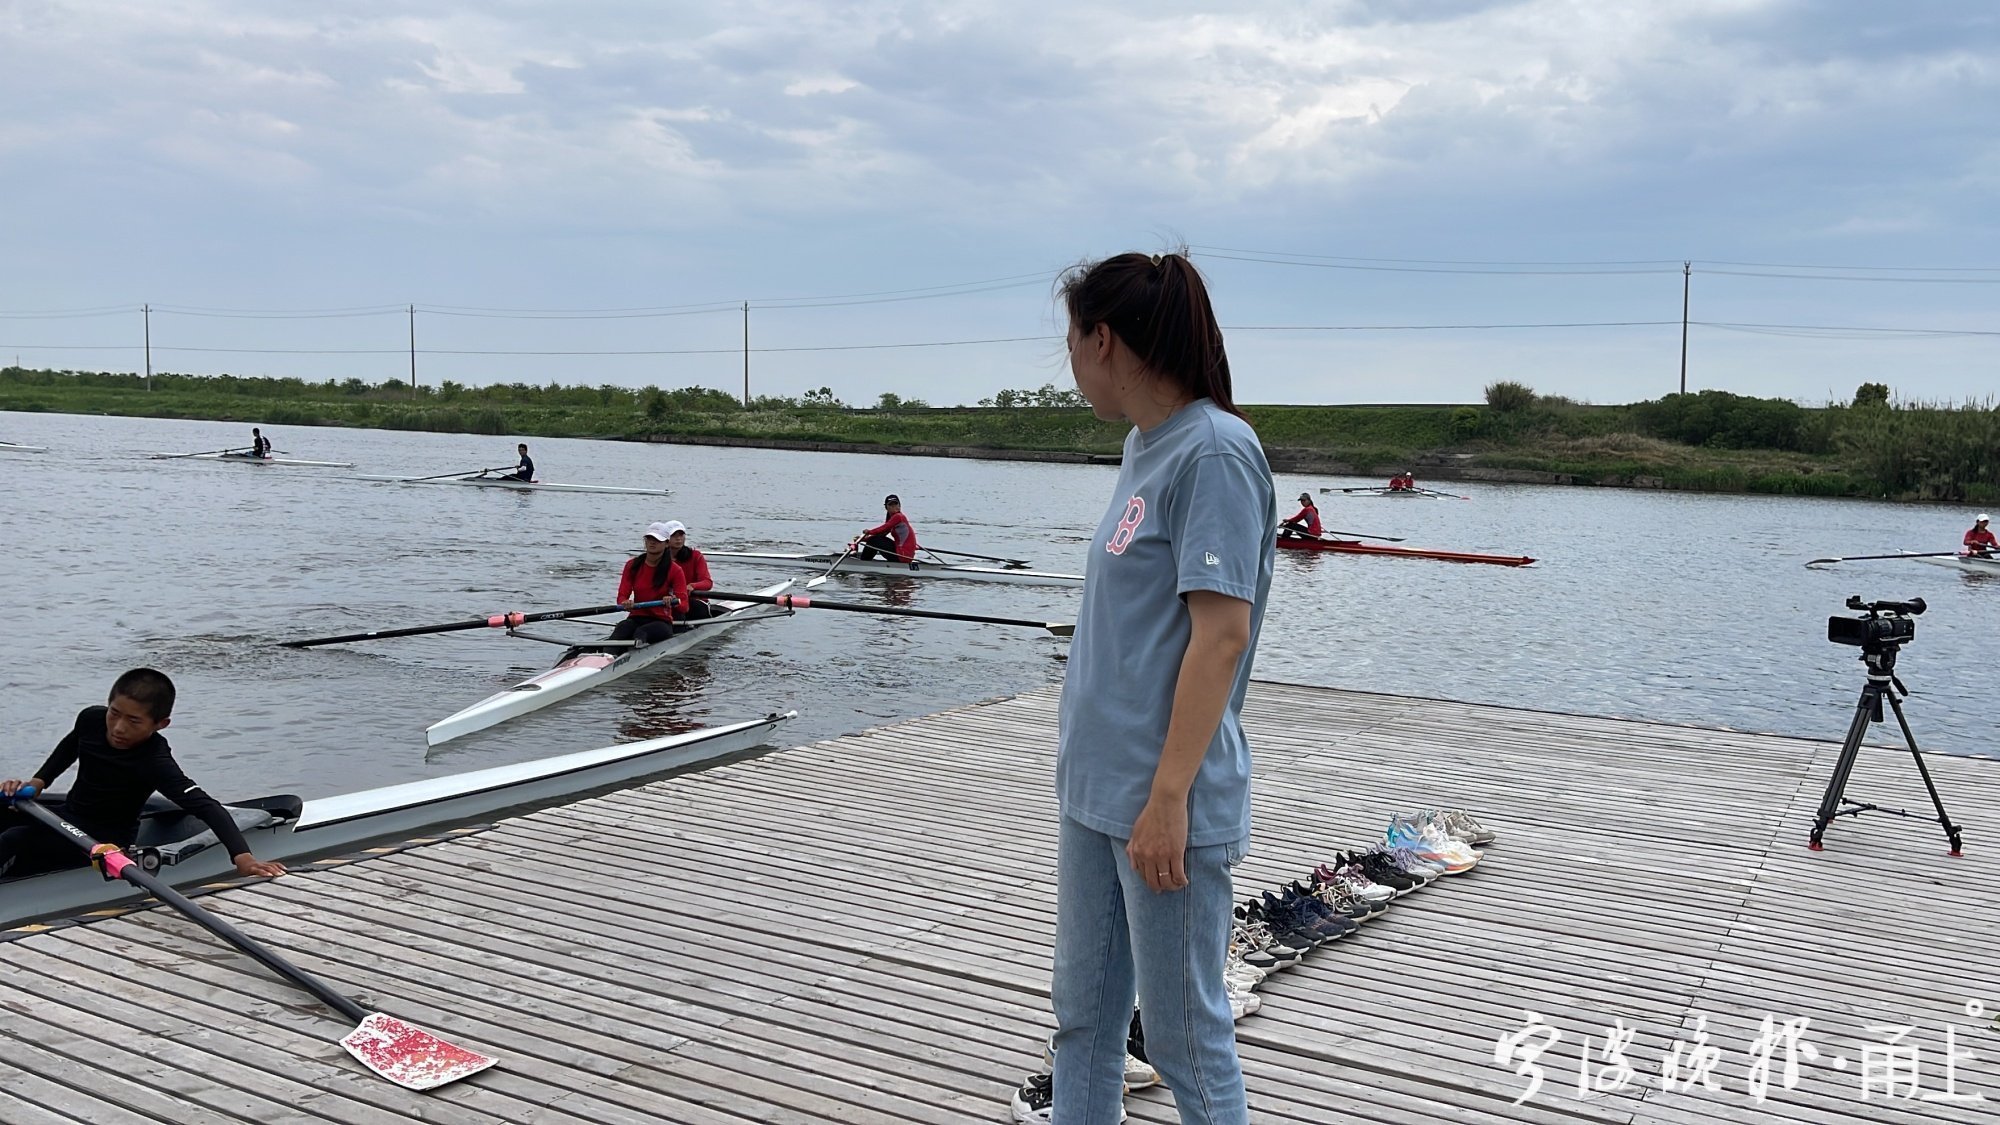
[[1827, 595, 1923, 650]]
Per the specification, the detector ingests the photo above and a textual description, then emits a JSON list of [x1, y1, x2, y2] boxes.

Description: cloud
[[2, 1, 1997, 401]]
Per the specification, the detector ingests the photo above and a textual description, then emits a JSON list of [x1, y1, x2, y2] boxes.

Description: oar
[[807, 543, 861, 588], [397, 466, 512, 483], [153, 446, 251, 460], [1805, 551, 1963, 568], [921, 547, 1033, 568], [1321, 529, 1406, 543], [280, 600, 669, 648], [1415, 487, 1473, 501], [708, 589, 1074, 637], [8, 793, 497, 1089]]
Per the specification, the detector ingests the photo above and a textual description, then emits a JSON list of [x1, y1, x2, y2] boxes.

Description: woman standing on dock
[[1032, 252, 1275, 1125]]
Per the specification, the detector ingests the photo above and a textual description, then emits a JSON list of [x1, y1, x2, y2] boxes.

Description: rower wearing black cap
[[855, 494, 920, 562], [1279, 492, 1322, 539]]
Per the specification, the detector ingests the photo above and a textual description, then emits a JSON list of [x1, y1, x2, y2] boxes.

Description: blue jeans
[[1051, 814, 1249, 1124]]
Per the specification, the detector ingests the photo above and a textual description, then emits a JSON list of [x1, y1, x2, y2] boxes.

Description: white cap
[[645, 520, 686, 540], [1979, 514, 1991, 523]]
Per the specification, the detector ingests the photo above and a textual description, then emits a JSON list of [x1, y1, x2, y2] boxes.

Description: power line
[[417, 304, 742, 321], [1191, 244, 1683, 267], [1700, 269, 2000, 284], [1228, 320, 1678, 331], [1193, 250, 1677, 276]]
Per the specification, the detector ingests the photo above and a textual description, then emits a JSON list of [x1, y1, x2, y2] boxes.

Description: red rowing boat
[[1276, 536, 1536, 567]]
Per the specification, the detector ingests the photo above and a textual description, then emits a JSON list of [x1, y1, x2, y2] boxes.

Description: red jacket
[[1968, 527, 1998, 550], [676, 546, 713, 593], [1285, 506, 1322, 536], [619, 555, 687, 620], [861, 511, 919, 561]]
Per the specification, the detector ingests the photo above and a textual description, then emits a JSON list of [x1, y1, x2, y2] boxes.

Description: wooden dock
[[2, 680, 1994, 1123]]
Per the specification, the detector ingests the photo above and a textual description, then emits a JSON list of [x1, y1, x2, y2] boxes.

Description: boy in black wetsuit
[[0, 668, 288, 880]]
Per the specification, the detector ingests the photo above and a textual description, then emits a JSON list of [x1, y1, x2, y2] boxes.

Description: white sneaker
[[1229, 987, 1262, 1022], [1224, 959, 1266, 994], [1042, 1033, 1158, 1092]]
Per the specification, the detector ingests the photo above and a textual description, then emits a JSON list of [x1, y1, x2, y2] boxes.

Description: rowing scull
[[355, 473, 672, 496], [424, 580, 797, 745], [1277, 537, 1536, 567], [1902, 550, 2000, 577], [148, 452, 357, 468], [704, 550, 1083, 588], [0, 710, 795, 928]]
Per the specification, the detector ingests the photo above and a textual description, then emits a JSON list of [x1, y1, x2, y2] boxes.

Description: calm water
[[1, 411, 1993, 799]]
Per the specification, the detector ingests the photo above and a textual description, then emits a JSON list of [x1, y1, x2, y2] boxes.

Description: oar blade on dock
[[340, 1012, 498, 1090]]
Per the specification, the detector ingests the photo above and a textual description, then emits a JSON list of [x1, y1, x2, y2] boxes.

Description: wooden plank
[[1, 679, 1991, 1124]]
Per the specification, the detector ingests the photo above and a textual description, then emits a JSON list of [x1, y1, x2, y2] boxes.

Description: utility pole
[[408, 304, 418, 397], [741, 301, 750, 406], [1679, 261, 1691, 395], [143, 303, 152, 391]]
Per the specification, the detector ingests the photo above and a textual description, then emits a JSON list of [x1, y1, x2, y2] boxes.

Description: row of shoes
[[1010, 808, 1495, 1122]]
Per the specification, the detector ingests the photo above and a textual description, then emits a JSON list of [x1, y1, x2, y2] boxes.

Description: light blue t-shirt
[[1056, 398, 1277, 848]]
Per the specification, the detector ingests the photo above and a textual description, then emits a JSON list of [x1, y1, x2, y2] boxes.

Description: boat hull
[[0, 711, 795, 927], [424, 580, 797, 745], [704, 551, 1083, 587], [353, 473, 671, 496], [1908, 551, 2000, 577], [1277, 536, 1535, 567], [216, 453, 356, 468], [0, 443, 47, 454], [1320, 487, 1436, 498], [148, 453, 356, 467]]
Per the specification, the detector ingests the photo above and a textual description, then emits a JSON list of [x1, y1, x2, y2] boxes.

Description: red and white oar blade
[[340, 1012, 498, 1090]]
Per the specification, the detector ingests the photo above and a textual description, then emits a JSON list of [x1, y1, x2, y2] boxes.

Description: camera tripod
[[1808, 640, 1963, 855]]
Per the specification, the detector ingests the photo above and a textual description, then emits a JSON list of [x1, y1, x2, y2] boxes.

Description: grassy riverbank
[[4, 366, 1994, 502]]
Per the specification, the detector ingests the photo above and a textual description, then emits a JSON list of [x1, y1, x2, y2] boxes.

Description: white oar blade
[[341, 1012, 498, 1090]]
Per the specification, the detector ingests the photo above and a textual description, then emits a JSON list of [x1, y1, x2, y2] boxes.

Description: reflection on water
[[1, 410, 1995, 804]]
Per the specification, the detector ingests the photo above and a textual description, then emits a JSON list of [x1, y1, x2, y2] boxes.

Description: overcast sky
[[2, 1, 1997, 406]]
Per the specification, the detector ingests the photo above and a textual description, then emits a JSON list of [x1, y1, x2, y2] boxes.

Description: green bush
[[1448, 407, 1484, 440], [1631, 390, 1808, 451], [1484, 381, 1536, 413]]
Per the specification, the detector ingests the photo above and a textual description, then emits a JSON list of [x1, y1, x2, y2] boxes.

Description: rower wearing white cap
[[657, 520, 719, 619], [611, 522, 688, 645], [1967, 514, 1997, 558]]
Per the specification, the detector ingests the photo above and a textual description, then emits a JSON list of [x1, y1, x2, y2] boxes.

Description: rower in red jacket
[[613, 522, 688, 644], [1279, 492, 1322, 539], [656, 520, 720, 618], [1967, 514, 1997, 557], [855, 494, 920, 562]]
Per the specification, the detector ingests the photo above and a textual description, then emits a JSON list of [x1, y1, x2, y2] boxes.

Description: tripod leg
[[1810, 684, 1879, 849], [1882, 691, 1964, 856]]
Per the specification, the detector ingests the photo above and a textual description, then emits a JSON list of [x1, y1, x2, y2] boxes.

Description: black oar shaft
[[282, 600, 667, 648], [922, 547, 1031, 565], [13, 798, 368, 1024], [709, 589, 1067, 632], [1807, 551, 1961, 565]]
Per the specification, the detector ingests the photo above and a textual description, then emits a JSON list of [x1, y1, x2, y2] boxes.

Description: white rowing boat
[[705, 550, 1084, 588], [1904, 550, 2000, 577], [354, 473, 672, 496], [0, 710, 795, 928], [1320, 487, 1438, 499], [147, 452, 357, 468], [425, 581, 797, 745], [0, 442, 47, 454]]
